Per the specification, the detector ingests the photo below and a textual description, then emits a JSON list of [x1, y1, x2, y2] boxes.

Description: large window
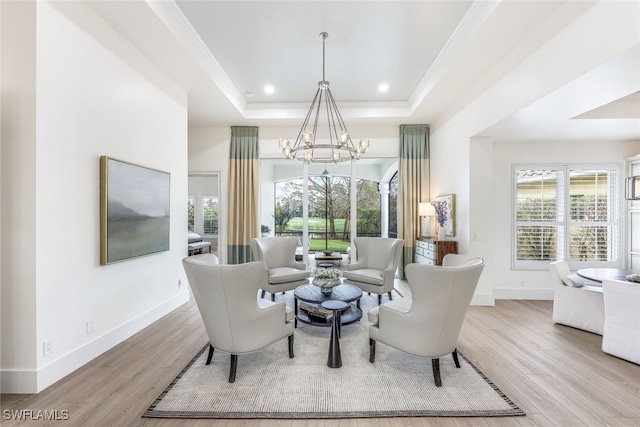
[[513, 164, 621, 269], [274, 175, 380, 252]]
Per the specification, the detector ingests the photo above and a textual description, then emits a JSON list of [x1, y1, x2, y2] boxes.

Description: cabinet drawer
[[416, 240, 429, 250], [424, 249, 435, 260], [416, 246, 424, 256], [415, 254, 435, 265]]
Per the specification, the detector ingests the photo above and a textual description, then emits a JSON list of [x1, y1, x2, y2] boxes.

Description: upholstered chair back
[[549, 260, 571, 290], [397, 260, 484, 357], [549, 259, 604, 334], [442, 253, 483, 267], [352, 237, 403, 271], [251, 237, 299, 269], [183, 256, 291, 354]]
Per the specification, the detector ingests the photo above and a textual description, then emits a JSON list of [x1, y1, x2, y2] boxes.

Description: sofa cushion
[[562, 274, 585, 288]]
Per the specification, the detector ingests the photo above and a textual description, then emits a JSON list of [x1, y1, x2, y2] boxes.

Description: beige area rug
[[144, 291, 524, 419]]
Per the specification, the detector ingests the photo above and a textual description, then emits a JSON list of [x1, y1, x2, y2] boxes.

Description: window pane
[[356, 178, 381, 237], [515, 170, 558, 221], [569, 170, 613, 222], [516, 225, 558, 260], [388, 172, 398, 238], [203, 197, 218, 235], [569, 225, 617, 261], [187, 197, 195, 232]]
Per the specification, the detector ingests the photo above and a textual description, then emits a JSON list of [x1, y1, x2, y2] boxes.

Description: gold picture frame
[[100, 156, 170, 265], [434, 194, 456, 237]]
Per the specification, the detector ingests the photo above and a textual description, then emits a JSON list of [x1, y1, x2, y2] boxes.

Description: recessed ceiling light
[[264, 85, 275, 94], [246, 92, 254, 98], [378, 83, 389, 93]]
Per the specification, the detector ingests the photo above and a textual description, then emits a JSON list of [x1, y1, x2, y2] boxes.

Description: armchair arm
[[291, 261, 307, 270], [378, 300, 412, 339], [346, 261, 364, 271]]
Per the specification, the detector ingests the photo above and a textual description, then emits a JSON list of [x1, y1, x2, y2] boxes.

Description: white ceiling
[[88, 0, 640, 142]]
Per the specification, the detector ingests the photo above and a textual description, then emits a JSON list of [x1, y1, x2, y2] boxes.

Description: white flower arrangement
[[315, 267, 341, 280]]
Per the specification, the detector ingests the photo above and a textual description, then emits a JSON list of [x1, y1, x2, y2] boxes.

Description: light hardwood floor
[[2, 290, 640, 427]]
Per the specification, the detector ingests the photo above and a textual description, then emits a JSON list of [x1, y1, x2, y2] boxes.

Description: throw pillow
[[562, 274, 585, 288]]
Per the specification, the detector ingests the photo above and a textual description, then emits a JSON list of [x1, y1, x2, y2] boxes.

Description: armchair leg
[[369, 338, 376, 363], [206, 344, 214, 365], [288, 334, 294, 358], [229, 354, 238, 383], [271, 293, 275, 302], [432, 358, 442, 387], [388, 291, 393, 300], [452, 348, 460, 368], [378, 294, 382, 305], [260, 290, 266, 299]]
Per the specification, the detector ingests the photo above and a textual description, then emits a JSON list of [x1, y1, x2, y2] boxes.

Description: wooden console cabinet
[[415, 238, 457, 266]]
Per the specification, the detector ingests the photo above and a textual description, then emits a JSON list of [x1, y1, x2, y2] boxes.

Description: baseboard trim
[[1, 291, 190, 394]]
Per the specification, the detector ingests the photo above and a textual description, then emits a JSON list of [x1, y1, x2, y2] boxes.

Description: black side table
[[321, 300, 348, 368]]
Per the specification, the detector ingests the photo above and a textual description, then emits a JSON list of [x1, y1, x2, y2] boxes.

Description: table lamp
[[418, 202, 435, 237]]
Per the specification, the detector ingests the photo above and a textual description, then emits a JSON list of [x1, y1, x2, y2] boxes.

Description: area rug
[[144, 292, 524, 419]]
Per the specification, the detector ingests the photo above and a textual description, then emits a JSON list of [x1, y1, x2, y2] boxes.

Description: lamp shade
[[419, 202, 435, 217]]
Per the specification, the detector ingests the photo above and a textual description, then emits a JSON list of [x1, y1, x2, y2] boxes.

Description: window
[[187, 197, 195, 232], [273, 175, 380, 252], [187, 196, 218, 236], [513, 164, 620, 269], [202, 197, 219, 236]]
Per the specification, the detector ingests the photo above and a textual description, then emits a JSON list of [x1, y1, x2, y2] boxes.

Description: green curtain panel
[[227, 126, 260, 264], [398, 124, 430, 277]]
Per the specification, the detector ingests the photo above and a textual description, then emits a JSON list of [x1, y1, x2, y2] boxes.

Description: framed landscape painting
[[435, 194, 456, 237], [100, 156, 170, 265]]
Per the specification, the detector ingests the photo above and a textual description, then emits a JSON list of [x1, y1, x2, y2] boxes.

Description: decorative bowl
[[322, 250, 334, 256], [312, 278, 341, 295]]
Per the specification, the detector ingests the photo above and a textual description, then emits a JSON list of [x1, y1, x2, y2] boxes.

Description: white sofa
[[549, 260, 604, 335], [602, 278, 640, 365]]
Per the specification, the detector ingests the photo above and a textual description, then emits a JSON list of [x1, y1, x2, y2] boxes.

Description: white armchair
[[182, 254, 295, 383], [250, 237, 310, 301], [550, 260, 604, 335], [367, 259, 484, 386], [342, 237, 404, 304], [602, 278, 640, 365]]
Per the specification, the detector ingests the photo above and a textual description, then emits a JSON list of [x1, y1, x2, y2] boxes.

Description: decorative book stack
[[299, 302, 333, 322]]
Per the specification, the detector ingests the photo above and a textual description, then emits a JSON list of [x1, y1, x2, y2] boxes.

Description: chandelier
[[279, 32, 369, 163]]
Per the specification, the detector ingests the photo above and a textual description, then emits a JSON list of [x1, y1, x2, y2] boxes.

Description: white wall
[[1, 1, 189, 393]]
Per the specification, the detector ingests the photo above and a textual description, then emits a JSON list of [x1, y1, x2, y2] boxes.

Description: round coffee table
[[294, 283, 363, 327]]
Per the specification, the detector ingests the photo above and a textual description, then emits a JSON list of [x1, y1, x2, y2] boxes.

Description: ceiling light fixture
[[279, 32, 368, 164]]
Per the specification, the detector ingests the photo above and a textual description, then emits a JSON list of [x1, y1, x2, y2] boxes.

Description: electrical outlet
[[43, 339, 54, 356], [86, 320, 94, 335], [178, 279, 182, 289]]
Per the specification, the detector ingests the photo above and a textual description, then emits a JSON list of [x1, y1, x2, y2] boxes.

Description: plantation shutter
[[513, 164, 621, 269], [514, 168, 565, 265], [568, 168, 620, 262]]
